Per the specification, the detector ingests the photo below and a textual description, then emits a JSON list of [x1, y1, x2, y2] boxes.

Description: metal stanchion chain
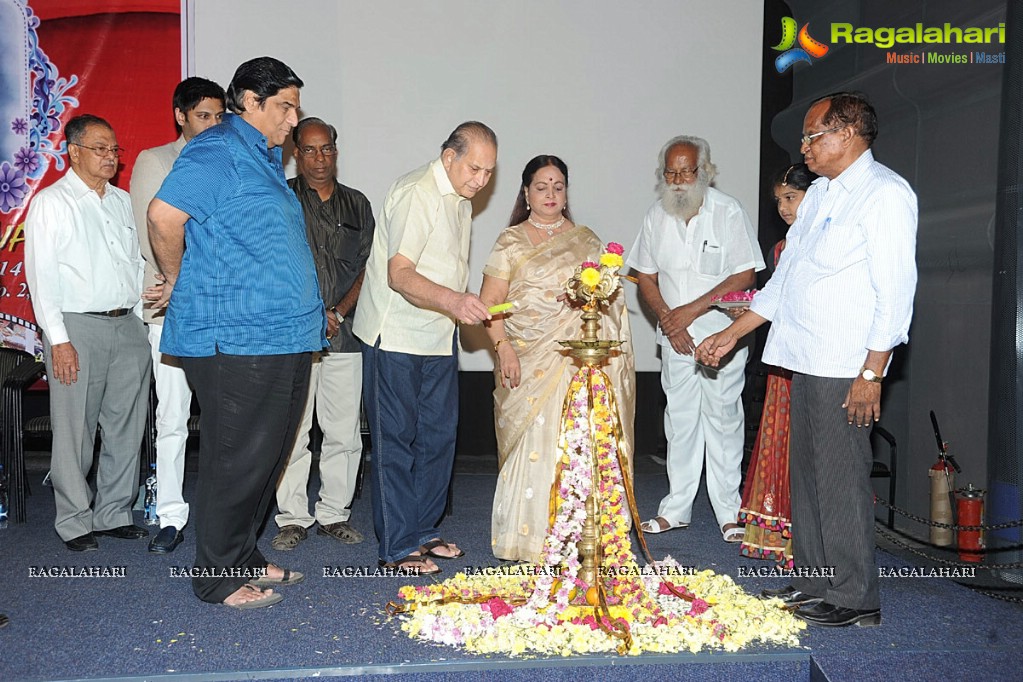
[[872, 494, 1023, 604], [874, 525, 1023, 570], [969, 588, 1023, 604], [874, 497, 1023, 531]]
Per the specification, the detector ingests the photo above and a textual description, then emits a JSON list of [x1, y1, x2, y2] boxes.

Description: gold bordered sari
[[485, 225, 635, 561]]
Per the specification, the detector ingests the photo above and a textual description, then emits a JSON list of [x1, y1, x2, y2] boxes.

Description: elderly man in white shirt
[[628, 135, 765, 544], [25, 114, 153, 552], [698, 92, 917, 627]]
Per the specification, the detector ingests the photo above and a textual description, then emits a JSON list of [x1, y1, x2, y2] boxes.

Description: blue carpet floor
[[0, 466, 1020, 682]]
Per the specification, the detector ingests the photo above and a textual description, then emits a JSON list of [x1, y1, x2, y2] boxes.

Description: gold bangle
[[494, 338, 508, 352]]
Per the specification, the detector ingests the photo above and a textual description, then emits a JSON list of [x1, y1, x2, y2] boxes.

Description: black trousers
[[182, 352, 311, 603], [788, 373, 880, 610]]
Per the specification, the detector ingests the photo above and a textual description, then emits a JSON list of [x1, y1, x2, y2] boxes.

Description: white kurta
[[628, 187, 764, 529]]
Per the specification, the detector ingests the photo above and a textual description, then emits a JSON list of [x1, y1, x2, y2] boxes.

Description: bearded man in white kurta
[[628, 135, 764, 542]]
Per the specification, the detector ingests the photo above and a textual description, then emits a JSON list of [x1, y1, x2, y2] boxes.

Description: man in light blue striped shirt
[[698, 92, 917, 628]]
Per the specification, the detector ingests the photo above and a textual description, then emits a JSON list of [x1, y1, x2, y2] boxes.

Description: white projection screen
[[187, 0, 764, 371]]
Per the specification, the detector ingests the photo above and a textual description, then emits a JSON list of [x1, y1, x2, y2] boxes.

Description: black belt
[[85, 308, 133, 317]]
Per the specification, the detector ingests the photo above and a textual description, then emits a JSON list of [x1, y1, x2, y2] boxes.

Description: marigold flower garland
[[386, 243, 804, 655]]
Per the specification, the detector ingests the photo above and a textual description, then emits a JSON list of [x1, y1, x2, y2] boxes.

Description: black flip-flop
[[420, 538, 465, 560], [379, 554, 441, 576]]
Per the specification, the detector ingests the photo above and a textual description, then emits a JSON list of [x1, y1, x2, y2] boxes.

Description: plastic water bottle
[[143, 463, 158, 526], [0, 464, 9, 529]]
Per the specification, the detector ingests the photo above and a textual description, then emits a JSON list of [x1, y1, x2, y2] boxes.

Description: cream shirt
[[353, 157, 471, 356], [24, 169, 143, 345], [129, 135, 185, 324]]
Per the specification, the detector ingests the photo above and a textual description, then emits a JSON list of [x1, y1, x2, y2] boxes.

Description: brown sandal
[[222, 584, 283, 610], [250, 565, 304, 587]]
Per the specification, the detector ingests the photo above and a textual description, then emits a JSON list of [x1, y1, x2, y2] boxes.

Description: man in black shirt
[[272, 117, 375, 551]]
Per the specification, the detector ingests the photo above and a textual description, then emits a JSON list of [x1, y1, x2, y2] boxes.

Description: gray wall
[[775, 0, 1005, 531], [189, 0, 766, 373]]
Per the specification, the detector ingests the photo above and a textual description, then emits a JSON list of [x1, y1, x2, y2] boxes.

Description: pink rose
[[689, 598, 710, 616], [484, 596, 514, 619], [606, 242, 624, 255], [581, 261, 598, 269], [713, 289, 758, 303]]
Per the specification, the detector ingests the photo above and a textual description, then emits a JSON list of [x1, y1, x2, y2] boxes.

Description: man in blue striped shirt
[[698, 92, 917, 627], [148, 57, 325, 609]]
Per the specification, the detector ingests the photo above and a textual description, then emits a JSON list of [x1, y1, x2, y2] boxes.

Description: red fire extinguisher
[[956, 484, 985, 563]]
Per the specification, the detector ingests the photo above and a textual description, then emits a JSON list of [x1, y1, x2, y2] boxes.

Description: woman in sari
[[481, 155, 635, 562], [738, 163, 816, 567]]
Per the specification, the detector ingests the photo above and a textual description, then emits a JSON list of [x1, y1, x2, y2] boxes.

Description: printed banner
[[0, 0, 180, 358]]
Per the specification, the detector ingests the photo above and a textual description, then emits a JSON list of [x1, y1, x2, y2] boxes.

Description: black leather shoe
[[148, 526, 183, 553], [760, 585, 822, 607], [795, 601, 881, 627], [65, 533, 99, 552], [94, 524, 149, 539]]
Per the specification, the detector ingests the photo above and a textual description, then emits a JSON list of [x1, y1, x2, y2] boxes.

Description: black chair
[[0, 348, 46, 523], [870, 425, 897, 530], [355, 405, 370, 498], [1, 348, 156, 524]]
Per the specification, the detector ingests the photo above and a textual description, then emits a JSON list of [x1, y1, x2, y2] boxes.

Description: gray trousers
[[44, 313, 151, 541], [788, 373, 880, 611]]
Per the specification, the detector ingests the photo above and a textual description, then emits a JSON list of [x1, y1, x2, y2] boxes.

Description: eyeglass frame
[[799, 127, 844, 147], [662, 167, 700, 182], [70, 142, 125, 158], [297, 144, 339, 157]]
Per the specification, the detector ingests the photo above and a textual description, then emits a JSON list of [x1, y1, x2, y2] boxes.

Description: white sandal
[[721, 524, 745, 543], [640, 517, 689, 534]]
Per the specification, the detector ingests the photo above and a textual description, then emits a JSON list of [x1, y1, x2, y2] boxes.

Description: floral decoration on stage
[[385, 243, 804, 656]]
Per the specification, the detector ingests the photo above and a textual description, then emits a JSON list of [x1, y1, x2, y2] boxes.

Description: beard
[[658, 173, 709, 221]]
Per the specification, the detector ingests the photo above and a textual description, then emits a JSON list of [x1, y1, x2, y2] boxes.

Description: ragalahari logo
[[772, 17, 829, 72]]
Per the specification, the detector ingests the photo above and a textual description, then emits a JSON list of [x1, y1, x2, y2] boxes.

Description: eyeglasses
[[663, 167, 699, 182], [297, 145, 338, 157], [800, 127, 843, 147], [71, 143, 125, 158]]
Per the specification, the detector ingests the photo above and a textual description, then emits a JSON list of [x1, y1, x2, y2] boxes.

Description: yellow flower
[[599, 253, 624, 268], [580, 267, 601, 287]]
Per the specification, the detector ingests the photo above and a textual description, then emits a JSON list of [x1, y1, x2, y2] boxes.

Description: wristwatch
[[860, 368, 883, 383], [331, 307, 344, 324]]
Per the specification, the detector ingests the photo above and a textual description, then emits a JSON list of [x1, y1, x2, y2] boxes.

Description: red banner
[[0, 0, 180, 357]]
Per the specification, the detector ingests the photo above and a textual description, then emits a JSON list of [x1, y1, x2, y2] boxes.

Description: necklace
[[527, 215, 566, 237]]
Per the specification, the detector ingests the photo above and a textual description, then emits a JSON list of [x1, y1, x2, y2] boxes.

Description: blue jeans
[[362, 337, 458, 563]]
